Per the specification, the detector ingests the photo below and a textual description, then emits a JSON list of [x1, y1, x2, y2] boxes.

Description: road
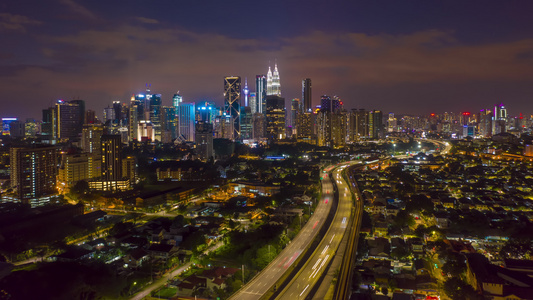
[[229, 172, 336, 300], [130, 241, 223, 300], [276, 162, 356, 300]]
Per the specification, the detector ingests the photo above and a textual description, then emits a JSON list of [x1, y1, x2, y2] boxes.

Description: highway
[[276, 162, 356, 300], [229, 172, 336, 300], [334, 164, 365, 299]]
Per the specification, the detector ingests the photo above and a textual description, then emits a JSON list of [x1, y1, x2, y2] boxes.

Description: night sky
[[2, 0, 533, 120]]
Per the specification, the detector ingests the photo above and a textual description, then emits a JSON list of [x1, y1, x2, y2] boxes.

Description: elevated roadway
[[276, 162, 358, 300], [229, 171, 336, 300]]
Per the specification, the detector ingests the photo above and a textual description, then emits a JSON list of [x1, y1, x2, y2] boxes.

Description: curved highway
[[276, 162, 357, 300], [229, 171, 336, 300]]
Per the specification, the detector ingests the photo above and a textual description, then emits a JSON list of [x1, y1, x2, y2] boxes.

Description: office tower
[[69, 99, 86, 127], [56, 100, 84, 141], [25, 119, 38, 138], [82, 124, 104, 155], [177, 102, 196, 142], [267, 64, 281, 96], [350, 109, 369, 140], [240, 106, 253, 140], [369, 110, 383, 139], [224, 76, 241, 140], [243, 78, 250, 107], [291, 98, 301, 129], [195, 121, 214, 161], [103, 106, 115, 123], [256, 75, 267, 114], [265, 95, 285, 141], [249, 93, 257, 114], [113, 101, 122, 122], [162, 106, 177, 143], [41, 108, 56, 143], [302, 78, 312, 112], [101, 135, 122, 182], [150, 93, 162, 141], [493, 103, 507, 135], [297, 112, 316, 142], [10, 145, 57, 207], [387, 113, 397, 133], [320, 95, 341, 112], [2, 118, 17, 135], [252, 113, 266, 140], [196, 101, 217, 123], [172, 92, 183, 107]]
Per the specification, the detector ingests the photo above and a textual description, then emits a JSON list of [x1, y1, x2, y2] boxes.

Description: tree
[[442, 252, 466, 277], [443, 277, 480, 300]]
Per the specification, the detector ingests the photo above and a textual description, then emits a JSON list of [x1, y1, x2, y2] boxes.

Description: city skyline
[[2, 1, 533, 119]]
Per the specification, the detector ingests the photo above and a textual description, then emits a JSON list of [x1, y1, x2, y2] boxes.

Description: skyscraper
[[150, 93, 162, 141], [195, 121, 214, 161], [101, 135, 122, 182], [82, 124, 104, 155], [10, 145, 57, 207], [196, 101, 217, 123], [265, 95, 285, 141], [224, 76, 241, 140], [178, 102, 196, 142], [302, 78, 312, 112], [255, 75, 267, 114], [267, 64, 281, 96], [243, 78, 250, 107]]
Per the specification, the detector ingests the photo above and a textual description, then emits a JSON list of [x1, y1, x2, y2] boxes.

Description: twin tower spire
[[266, 64, 281, 96]]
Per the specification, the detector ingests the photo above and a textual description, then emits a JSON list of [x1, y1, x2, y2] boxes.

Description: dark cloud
[[0, 13, 42, 32], [1, 1, 533, 119]]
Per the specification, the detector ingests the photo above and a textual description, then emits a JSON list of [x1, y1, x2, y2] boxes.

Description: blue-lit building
[[196, 101, 217, 123], [256, 75, 266, 114], [178, 102, 196, 142]]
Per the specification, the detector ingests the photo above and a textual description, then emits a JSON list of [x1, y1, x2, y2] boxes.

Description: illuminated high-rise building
[[369, 110, 383, 139], [101, 135, 122, 182], [253, 113, 266, 140], [150, 93, 162, 141], [267, 64, 281, 96], [10, 145, 57, 207], [302, 78, 312, 112], [493, 103, 507, 135], [265, 95, 285, 141], [196, 101, 217, 123], [255, 75, 267, 114], [162, 106, 177, 143], [249, 93, 257, 114], [195, 121, 214, 161], [387, 113, 397, 133], [82, 124, 104, 155], [243, 78, 250, 107], [224, 76, 241, 140], [178, 102, 196, 142], [349, 109, 369, 140], [240, 106, 253, 140]]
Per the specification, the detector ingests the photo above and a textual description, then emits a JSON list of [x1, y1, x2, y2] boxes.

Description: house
[[123, 248, 149, 268], [199, 267, 239, 290], [146, 243, 176, 259], [433, 212, 449, 229], [414, 259, 432, 276], [177, 275, 207, 296]]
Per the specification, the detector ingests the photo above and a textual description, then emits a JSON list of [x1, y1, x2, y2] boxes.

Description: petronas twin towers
[[266, 64, 281, 96]]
